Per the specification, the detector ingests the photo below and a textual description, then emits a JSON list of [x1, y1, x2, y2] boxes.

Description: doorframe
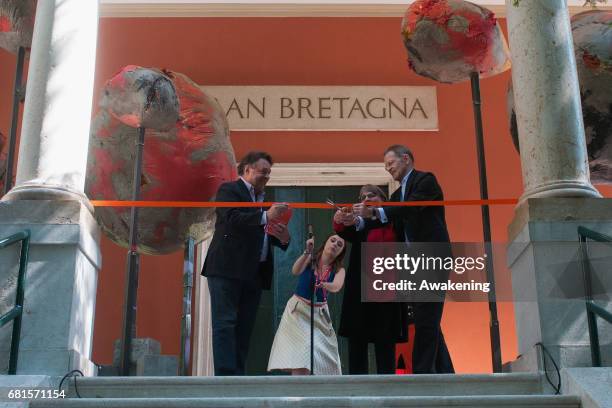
[[192, 163, 395, 375]]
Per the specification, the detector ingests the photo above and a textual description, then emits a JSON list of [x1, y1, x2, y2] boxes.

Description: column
[[505, 0, 600, 201], [0, 0, 101, 376], [2, 0, 100, 207]]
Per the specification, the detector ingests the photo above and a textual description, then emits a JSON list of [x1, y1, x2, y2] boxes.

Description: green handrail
[[0, 230, 30, 374], [578, 226, 611, 367]]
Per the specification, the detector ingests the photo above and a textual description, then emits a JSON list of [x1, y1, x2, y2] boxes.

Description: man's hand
[[334, 209, 357, 226], [268, 222, 290, 244], [266, 203, 288, 222], [352, 203, 374, 218]]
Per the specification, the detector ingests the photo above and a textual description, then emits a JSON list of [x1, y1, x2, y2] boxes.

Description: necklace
[[314, 262, 333, 302]]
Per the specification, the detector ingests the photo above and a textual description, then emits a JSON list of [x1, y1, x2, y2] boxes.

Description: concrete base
[[0, 200, 101, 376], [562, 367, 612, 408], [504, 344, 612, 374], [507, 198, 612, 372], [136, 355, 178, 376], [111, 338, 178, 376]]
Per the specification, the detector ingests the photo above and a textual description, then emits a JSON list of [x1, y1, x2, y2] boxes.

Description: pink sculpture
[[102, 66, 179, 131], [507, 10, 612, 184], [0, 0, 36, 53], [401, 0, 510, 83], [573, 10, 612, 184], [87, 66, 237, 254]]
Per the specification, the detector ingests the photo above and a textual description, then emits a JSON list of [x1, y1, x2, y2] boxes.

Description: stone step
[[63, 374, 545, 398], [30, 395, 581, 408]]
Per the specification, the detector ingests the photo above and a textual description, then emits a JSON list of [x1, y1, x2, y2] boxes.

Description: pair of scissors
[[325, 198, 343, 211]]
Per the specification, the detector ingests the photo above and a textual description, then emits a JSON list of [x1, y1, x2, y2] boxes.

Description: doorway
[[193, 163, 394, 375]]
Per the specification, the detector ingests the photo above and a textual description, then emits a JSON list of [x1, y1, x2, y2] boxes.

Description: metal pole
[[180, 237, 195, 376], [470, 72, 502, 373], [4, 46, 27, 195], [579, 235, 600, 366], [308, 224, 315, 375], [119, 127, 146, 376], [8, 230, 30, 375]]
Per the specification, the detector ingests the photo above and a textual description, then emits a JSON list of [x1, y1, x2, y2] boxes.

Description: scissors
[[325, 198, 343, 211]]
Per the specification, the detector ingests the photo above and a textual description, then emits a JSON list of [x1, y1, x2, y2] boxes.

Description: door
[[245, 186, 363, 375]]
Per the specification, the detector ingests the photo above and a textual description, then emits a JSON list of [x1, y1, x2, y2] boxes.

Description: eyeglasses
[[359, 192, 379, 200]]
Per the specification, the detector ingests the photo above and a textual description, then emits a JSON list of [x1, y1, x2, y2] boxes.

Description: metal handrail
[[0, 230, 30, 374], [578, 226, 611, 367]]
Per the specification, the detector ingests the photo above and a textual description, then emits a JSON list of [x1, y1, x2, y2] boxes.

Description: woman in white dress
[[267, 234, 347, 375]]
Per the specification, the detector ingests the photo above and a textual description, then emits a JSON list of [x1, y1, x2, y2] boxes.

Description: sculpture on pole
[[87, 66, 236, 375], [401, 0, 511, 373], [87, 66, 236, 254], [0, 0, 35, 54], [401, 0, 510, 84]]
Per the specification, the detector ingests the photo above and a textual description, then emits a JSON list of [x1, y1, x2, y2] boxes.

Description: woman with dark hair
[[333, 184, 408, 374], [267, 234, 347, 375]]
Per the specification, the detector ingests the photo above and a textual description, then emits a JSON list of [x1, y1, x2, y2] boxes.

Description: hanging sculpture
[[507, 10, 612, 184], [87, 66, 237, 254], [0, 0, 36, 53], [401, 0, 510, 84]]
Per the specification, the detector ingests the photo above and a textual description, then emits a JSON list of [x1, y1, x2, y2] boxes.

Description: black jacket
[[202, 179, 289, 290], [336, 223, 408, 343], [369, 169, 450, 243]]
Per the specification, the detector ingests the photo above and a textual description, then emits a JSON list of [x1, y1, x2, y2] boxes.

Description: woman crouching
[[267, 234, 346, 375]]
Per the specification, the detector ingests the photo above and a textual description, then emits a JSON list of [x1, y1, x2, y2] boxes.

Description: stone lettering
[[298, 98, 315, 119], [318, 97, 332, 119], [348, 98, 367, 119], [332, 97, 350, 118], [389, 98, 407, 118], [280, 97, 294, 119], [247, 97, 265, 118], [366, 98, 386, 119], [227, 98, 244, 119], [409, 98, 428, 119]]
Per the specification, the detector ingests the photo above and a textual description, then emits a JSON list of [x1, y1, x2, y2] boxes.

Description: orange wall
[[91, 17, 522, 373], [2, 16, 611, 373]]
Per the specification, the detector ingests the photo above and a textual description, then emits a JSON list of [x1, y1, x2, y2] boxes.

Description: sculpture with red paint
[[401, 0, 510, 84], [87, 66, 237, 254], [507, 10, 612, 184], [102, 66, 179, 131], [0, 0, 36, 53]]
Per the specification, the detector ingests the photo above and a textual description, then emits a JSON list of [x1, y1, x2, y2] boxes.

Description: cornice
[[99, 2, 612, 18]]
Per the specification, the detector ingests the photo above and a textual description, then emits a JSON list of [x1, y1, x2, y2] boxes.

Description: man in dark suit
[[202, 151, 290, 376], [352, 144, 454, 374]]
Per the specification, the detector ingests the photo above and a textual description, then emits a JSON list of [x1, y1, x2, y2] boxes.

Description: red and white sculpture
[[0, 0, 36, 53], [87, 66, 237, 254], [401, 0, 510, 83]]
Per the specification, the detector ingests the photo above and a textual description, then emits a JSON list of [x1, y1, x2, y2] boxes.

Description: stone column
[[504, 1, 611, 373], [2, 0, 100, 206], [505, 0, 600, 201], [0, 0, 101, 376]]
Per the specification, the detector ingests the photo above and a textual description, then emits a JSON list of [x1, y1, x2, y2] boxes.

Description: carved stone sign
[[202, 86, 438, 131]]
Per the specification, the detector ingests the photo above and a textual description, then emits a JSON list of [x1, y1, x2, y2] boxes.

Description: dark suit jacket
[[372, 169, 450, 244], [335, 223, 408, 343], [202, 179, 289, 290]]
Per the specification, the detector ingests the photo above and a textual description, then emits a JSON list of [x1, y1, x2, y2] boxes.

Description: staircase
[[27, 373, 581, 408]]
